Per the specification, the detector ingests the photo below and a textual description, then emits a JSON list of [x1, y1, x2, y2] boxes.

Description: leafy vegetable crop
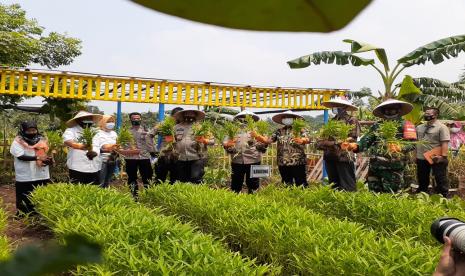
[[31, 184, 274, 275]]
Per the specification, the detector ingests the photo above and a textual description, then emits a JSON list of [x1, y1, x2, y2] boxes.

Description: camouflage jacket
[[357, 119, 414, 169]]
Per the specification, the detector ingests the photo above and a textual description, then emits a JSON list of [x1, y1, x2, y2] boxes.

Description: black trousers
[[154, 156, 177, 184], [278, 165, 308, 187], [417, 159, 449, 197], [325, 159, 356, 192], [16, 179, 49, 214], [125, 158, 153, 196], [69, 169, 99, 185], [231, 162, 260, 193], [176, 159, 206, 184]]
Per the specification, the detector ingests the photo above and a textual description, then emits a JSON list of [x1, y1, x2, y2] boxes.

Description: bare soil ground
[[0, 184, 53, 250]]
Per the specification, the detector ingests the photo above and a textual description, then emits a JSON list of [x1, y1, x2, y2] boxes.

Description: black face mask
[[79, 120, 94, 128], [131, 120, 141, 126], [424, 115, 434, 121], [19, 121, 41, 145]]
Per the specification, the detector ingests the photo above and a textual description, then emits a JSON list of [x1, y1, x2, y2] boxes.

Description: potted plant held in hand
[[77, 127, 99, 160], [246, 115, 270, 144], [291, 118, 311, 145], [192, 121, 213, 145], [158, 117, 176, 144], [319, 120, 354, 151], [116, 127, 140, 157], [222, 121, 240, 148]]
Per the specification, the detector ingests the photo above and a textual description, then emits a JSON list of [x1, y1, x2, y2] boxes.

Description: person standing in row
[[173, 109, 213, 184], [223, 110, 268, 194], [93, 115, 118, 188], [416, 107, 450, 197], [154, 107, 183, 184], [10, 121, 52, 215], [349, 99, 416, 193], [318, 98, 360, 191], [63, 111, 102, 185], [270, 111, 311, 187], [124, 112, 156, 197]]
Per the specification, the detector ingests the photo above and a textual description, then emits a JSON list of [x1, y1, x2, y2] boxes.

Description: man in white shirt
[[62, 111, 102, 185]]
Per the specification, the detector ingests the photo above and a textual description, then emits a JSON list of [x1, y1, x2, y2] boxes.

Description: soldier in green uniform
[[349, 99, 416, 193]]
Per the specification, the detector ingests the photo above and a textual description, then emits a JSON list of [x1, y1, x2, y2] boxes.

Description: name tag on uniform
[[250, 165, 271, 178]]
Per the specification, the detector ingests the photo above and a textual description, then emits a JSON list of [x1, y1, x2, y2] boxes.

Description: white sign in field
[[250, 165, 271, 178]]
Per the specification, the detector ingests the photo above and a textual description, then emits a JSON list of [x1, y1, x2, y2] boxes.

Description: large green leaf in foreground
[[131, 0, 372, 32]]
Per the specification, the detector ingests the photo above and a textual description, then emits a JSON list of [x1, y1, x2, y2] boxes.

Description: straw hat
[[66, 111, 103, 127], [372, 99, 413, 119], [233, 110, 259, 122], [322, 98, 358, 111], [173, 109, 205, 122], [272, 110, 304, 125]]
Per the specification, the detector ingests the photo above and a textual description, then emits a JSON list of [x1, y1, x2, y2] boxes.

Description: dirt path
[[0, 184, 53, 250]]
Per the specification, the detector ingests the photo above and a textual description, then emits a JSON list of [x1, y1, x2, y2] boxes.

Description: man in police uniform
[[318, 98, 360, 191], [349, 99, 416, 193]]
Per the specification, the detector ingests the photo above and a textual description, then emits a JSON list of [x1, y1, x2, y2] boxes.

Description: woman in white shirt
[[10, 121, 52, 215], [94, 115, 118, 188]]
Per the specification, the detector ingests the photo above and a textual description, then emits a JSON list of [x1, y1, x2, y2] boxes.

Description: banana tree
[[288, 35, 465, 122]]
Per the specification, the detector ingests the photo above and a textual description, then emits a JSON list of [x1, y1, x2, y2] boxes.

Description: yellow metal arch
[[0, 68, 346, 109]]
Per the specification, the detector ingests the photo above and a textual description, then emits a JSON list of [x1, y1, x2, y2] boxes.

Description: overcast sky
[[5, 0, 465, 115]]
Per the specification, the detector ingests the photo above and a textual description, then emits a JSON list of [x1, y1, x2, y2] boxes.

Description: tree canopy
[[0, 3, 83, 117]]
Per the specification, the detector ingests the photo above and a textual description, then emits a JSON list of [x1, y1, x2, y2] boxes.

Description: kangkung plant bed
[[31, 184, 276, 275], [141, 184, 439, 275], [0, 202, 8, 260]]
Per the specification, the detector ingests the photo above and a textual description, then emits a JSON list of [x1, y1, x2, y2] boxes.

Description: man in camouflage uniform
[[350, 99, 415, 193]]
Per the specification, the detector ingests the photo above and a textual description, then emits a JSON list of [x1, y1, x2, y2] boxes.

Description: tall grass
[[31, 184, 276, 275]]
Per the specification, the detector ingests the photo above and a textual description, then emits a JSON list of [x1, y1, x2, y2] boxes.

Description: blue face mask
[[106, 123, 115, 130]]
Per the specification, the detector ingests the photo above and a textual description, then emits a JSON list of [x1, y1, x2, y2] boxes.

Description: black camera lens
[[431, 217, 465, 252]]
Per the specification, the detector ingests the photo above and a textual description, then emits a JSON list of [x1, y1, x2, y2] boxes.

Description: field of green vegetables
[[28, 183, 461, 275], [31, 184, 276, 275], [258, 185, 465, 246], [0, 201, 8, 260], [141, 184, 441, 275]]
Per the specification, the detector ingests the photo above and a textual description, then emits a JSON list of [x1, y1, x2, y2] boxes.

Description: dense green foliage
[[31, 184, 274, 275], [141, 184, 439, 275], [259, 185, 465, 246]]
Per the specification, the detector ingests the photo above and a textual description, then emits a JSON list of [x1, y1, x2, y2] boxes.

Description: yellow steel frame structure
[[0, 68, 346, 109]]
